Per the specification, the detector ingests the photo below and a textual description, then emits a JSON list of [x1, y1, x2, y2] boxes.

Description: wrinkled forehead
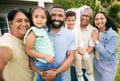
[[50, 8, 65, 15]]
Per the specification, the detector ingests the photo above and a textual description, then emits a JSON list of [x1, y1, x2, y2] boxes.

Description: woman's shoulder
[[104, 28, 118, 40], [0, 33, 15, 48], [107, 28, 118, 36]]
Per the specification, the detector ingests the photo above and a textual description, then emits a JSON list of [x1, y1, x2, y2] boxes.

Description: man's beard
[[50, 20, 64, 29]]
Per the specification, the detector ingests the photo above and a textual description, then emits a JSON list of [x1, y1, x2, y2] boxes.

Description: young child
[[65, 11, 84, 51], [24, 6, 60, 81], [65, 10, 83, 81], [66, 11, 92, 81]]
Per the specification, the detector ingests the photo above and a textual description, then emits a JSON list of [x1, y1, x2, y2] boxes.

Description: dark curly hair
[[93, 11, 118, 33], [66, 11, 76, 19]]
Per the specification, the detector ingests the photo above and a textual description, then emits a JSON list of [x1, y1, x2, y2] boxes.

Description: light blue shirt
[[95, 28, 118, 63], [48, 27, 76, 67], [25, 26, 54, 63]]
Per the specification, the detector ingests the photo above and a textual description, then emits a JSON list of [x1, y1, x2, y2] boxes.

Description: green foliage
[[54, 0, 82, 10], [53, 0, 96, 11], [108, 2, 120, 27], [115, 28, 120, 81]]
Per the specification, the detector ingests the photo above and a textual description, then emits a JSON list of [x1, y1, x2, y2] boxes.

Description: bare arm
[[42, 50, 76, 81], [0, 46, 12, 81], [86, 46, 94, 54], [25, 31, 45, 58], [25, 31, 54, 63], [29, 57, 43, 75]]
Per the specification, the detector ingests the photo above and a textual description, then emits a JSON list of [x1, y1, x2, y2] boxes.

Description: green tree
[[53, 0, 96, 11], [108, 2, 120, 27], [53, 0, 99, 18]]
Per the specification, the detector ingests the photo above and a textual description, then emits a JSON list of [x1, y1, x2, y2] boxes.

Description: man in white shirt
[[75, 7, 96, 81]]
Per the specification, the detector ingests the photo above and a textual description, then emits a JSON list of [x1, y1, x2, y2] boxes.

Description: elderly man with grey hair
[[74, 6, 96, 81]]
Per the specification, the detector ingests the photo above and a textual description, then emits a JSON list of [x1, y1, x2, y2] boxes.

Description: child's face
[[66, 16, 76, 29], [32, 8, 47, 28]]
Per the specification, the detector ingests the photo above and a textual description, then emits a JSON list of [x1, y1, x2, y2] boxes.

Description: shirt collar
[[49, 27, 64, 36], [103, 27, 112, 34], [81, 24, 91, 30]]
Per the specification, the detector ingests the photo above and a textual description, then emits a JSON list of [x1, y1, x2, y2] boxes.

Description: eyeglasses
[[81, 15, 91, 19]]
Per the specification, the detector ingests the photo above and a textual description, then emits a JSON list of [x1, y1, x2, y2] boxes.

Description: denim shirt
[[95, 28, 118, 63]]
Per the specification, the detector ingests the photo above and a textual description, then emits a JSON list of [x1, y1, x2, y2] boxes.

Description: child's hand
[[38, 71, 43, 75], [78, 47, 85, 55], [44, 54, 54, 64]]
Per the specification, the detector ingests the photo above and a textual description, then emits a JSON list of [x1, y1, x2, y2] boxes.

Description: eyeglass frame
[[81, 14, 91, 19]]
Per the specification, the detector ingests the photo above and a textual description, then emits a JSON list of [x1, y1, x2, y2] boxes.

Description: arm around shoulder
[[0, 46, 12, 81]]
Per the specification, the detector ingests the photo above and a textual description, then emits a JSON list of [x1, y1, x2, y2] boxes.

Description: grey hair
[[81, 7, 93, 18]]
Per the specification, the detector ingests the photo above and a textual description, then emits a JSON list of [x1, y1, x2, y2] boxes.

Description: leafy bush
[[108, 2, 120, 27], [115, 29, 120, 81], [53, 0, 96, 10]]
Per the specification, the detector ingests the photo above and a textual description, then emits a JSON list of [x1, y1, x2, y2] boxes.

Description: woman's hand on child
[[92, 29, 99, 43]]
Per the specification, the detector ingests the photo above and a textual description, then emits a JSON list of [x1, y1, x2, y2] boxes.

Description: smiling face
[[50, 8, 66, 28], [32, 8, 47, 28], [94, 13, 107, 32], [80, 9, 92, 28], [66, 16, 76, 30], [10, 11, 30, 39]]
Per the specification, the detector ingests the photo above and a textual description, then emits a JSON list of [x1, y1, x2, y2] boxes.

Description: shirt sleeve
[[95, 36, 118, 58]]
